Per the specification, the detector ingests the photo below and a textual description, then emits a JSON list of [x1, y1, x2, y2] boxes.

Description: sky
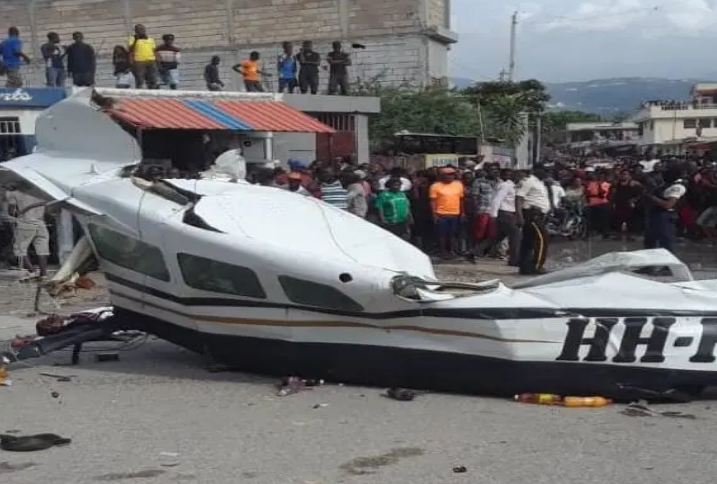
[[449, 0, 717, 82]]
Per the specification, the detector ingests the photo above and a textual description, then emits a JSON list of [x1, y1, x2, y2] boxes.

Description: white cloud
[[536, 0, 647, 32], [662, 0, 717, 30]]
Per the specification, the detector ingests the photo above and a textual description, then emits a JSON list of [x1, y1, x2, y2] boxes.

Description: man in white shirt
[[643, 166, 686, 254], [378, 167, 412, 192], [515, 165, 551, 275], [488, 168, 520, 267]]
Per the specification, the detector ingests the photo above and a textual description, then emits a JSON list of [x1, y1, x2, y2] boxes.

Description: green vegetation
[[356, 77, 617, 152]]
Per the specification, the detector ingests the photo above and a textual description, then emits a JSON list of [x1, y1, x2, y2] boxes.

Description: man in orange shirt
[[232, 51, 267, 92], [429, 167, 465, 258]]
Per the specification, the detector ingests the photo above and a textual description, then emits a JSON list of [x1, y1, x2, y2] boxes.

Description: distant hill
[[451, 77, 706, 116]]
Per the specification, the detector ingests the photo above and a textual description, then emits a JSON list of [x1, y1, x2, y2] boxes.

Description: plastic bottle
[[514, 393, 562, 405], [562, 396, 612, 407], [0, 357, 9, 386]]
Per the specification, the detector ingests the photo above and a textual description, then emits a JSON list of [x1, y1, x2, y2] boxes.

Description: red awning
[[110, 98, 335, 133]]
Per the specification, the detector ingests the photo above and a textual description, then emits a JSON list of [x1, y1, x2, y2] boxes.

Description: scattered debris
[[386, 388, 416, 401], [39, 372, 74, 382], [339, 447, 424, 475], [452, 466, 467, 473], [94, 470, 165, 481], [0, 461, 37, 474], [515, 393, 612, 407], [51, 391, 60, 399], [94, 352, 120, 363], [0, 357, 10, 387], [313, 403, 329, 409], [620, 401, 698, 419], [206, 363, 231, 373], [159, 451, 180, 466], [278, 376, 306, 397], [276, 376, 323, 397], [0, 433, 71, 452]]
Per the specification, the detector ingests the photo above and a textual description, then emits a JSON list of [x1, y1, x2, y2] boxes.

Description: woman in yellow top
[[232, 51, 269, 92], [127, 24, 157, 89]]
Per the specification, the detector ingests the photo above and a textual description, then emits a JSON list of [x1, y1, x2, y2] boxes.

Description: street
[[1, 239, 717, 484]]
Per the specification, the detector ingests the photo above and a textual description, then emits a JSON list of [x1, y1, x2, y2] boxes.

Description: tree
[[354, 81, 482, 151], [463, 79, 551, 113], [462, 79, 551, 147]]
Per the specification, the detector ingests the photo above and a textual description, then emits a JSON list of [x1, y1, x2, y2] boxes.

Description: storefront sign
[[424, 153, 459, 168], [0, 88, 66, 108]]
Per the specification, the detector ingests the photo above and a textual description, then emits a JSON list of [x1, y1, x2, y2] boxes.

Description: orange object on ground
[[514, 393, 562, 405], [562, 396, 612, 407]]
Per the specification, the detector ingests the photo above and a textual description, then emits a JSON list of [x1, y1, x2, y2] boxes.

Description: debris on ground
[[159, 452, 180, 467], [452, 466, 467, 473], [514, 393, 612, 407], [313, 403, 329, 409], [94, 352, 120, 363], [0, 433, 71, 452], [0, 357, 11, 387], [50, 391, 60, 399], [39, 373, 74, 382], [277, 376, 324, 397], [386, 388, 416, 401], [620, 401, 697, 419]]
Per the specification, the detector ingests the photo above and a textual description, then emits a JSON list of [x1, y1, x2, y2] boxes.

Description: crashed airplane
[[3, 90, 717, 401]]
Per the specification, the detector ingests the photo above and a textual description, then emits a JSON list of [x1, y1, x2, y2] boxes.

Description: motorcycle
[[546, 203, 588, 240]]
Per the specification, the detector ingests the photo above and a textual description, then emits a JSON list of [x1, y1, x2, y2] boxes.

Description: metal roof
[[108, 97, 335, 133]]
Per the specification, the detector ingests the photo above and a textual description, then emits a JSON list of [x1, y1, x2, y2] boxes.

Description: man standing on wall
[[41, 32, 65, 87], [128, 24, 158, 89], [297, 40, 320, 95], [277, 42, 297, 93], [326, 41, 351, 95], [233, 52, 267, 92], [65, 32, 95, 87], [155, 34, 181, 90], [204, 56, 224, 91], [0, 27, 31, 88]]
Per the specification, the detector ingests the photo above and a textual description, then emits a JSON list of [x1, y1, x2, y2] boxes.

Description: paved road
[[1, 239, 717, 484]]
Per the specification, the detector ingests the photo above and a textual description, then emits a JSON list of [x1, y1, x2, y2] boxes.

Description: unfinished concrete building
[[0, 0, 458, 91]]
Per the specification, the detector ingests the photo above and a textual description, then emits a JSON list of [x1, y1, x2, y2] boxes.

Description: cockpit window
[[177, 253, 266, 299], [278, 275, 363, 312]]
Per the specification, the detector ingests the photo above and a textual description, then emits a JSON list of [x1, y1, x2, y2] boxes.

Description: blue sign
[[0, 88, 66, 108]]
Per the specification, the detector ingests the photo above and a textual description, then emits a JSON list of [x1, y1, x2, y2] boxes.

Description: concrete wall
[[2, 0, 456, 90]]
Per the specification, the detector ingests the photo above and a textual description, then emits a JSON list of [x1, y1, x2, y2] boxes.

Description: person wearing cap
[[429, 167, 465, 258], [287, 172, 311, 196], [515, 165, 551, 275]]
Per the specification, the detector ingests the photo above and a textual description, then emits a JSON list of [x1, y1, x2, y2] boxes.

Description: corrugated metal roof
[[110, 98, 335, 133], [112, 99, 226, 130], [216, 100, 335, 133]]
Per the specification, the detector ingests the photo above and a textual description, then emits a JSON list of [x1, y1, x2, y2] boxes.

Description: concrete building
[[565, 121, 639, 152], [632, 83, 717, 155], [1, 0, 457, 91], [94, 88, 380, 165]]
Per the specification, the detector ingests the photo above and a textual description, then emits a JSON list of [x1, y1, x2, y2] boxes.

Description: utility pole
[[508, 10, 518, 81]]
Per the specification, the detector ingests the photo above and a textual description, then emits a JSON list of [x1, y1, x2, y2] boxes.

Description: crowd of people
[[236, 154, 715, 275], [3, 152, 714, 275], [0, 25, 353, 95]]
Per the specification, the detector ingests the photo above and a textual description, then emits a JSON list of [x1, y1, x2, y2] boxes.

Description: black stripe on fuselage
[[104, 272, 717, 320]]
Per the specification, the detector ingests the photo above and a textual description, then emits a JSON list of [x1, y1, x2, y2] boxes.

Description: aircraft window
[[177, 253, 266, 299], [87, 224, 170, 282], [278, 275, 364, 312]]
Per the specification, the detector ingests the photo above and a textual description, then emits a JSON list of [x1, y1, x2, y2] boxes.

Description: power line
[[521, 0, 692, 27]]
